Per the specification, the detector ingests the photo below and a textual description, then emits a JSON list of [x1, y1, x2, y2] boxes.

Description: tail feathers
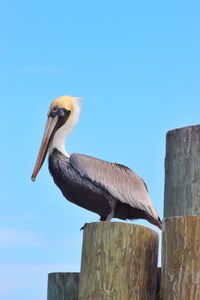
[[146, 205, 162, 230], [144, 213, 162, 230]]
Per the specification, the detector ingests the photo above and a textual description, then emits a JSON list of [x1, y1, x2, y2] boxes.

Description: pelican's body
[[32, 96, 162, 229]]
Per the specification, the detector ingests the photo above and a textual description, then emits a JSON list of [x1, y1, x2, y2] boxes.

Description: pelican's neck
[[49, 126, 70, 157]]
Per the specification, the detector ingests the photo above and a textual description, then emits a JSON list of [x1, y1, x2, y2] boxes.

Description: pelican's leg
[[99, 209, 114, 222], [100, 200, 116, 221], [105, 208, 115, 221]]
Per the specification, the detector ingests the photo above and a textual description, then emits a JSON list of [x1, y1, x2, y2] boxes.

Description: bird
[[31, 96, 162, 229]]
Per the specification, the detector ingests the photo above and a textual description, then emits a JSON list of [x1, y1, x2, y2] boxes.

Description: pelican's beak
[[31, 115, 58, 181]]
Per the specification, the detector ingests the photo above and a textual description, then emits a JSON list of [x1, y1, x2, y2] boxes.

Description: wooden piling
[[164, 125, 200, 217], [78, 222, 159, 300], [161, 216, 200, 300], [47, 272, 79, 300], [161, 125, 200, 299]]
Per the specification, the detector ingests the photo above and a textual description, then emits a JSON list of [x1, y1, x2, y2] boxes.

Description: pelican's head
[[31, 95, 81, 181]]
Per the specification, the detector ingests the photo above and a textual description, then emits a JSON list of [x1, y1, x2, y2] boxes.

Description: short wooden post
[[47, 272, 79, 300], [161, 125, 200, 299], [78, 222, 159, 300], [162, 216, 200, 299]]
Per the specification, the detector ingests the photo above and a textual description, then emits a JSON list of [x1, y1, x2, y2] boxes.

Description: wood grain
[[161, 216, 200, 300], [78, 222, 159, 300], [47, 272, 79, 300]]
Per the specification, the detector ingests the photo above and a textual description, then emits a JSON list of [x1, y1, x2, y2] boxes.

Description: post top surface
[[82, 221, 159, 235], [167, 124, 200, 136]]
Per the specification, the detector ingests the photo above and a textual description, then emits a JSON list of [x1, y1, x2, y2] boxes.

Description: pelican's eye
[[52, 106, 58, 112]]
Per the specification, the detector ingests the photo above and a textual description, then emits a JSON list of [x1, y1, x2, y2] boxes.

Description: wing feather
[[70, 153, 159, 220]]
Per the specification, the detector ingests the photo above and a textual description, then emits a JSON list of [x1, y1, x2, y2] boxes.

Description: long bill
[[31, 116, 58, 181]]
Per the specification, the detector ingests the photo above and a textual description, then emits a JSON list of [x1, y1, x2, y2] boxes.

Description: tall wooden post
[[161, 125, 200, 299], [164, 125, 200, 217], [78, 222, 159, 300]]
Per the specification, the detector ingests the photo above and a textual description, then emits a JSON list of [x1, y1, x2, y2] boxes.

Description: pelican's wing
[[70, 153, 159, 220]]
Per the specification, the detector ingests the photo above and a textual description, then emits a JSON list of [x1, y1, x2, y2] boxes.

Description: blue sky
[[1, 1, 200, 299]]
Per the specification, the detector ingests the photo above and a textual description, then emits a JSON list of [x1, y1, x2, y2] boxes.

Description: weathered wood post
[[78, 222, 159, 300], [47, 272, 79, 300], [161, 125, 200, 299]]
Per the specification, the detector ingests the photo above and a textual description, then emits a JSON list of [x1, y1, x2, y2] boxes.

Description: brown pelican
[[31, 96, 162, 229]]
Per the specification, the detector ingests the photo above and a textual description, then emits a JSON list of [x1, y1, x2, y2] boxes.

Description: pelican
[[31, 96, 162, 229]]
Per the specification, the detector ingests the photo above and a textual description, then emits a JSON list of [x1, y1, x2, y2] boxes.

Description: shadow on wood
[[156, 267, 161, 300]]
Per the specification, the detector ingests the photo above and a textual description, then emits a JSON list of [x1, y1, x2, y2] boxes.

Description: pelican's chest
[[48, 149, 82, 196], [48, 149, 71, 182]]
